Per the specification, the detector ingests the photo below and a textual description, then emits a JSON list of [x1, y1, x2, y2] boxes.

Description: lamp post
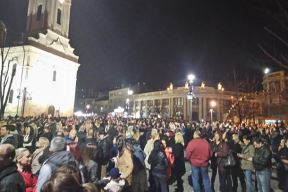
[[209, 100, 216, 122], [187, 73, 196, 121], [86, 104, 90, 113]]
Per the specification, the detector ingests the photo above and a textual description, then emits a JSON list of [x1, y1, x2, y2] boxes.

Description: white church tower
[[3, 0, 80, 117]]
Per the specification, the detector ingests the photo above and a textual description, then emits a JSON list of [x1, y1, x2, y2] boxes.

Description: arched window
[[8, 90, 13, 103], [53, 70, 57, 82], [57, 9, 62, 25], [37, 5, 42, 21]]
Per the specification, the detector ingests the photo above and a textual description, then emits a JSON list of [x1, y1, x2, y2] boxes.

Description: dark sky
[[0, 0, 280, 90]]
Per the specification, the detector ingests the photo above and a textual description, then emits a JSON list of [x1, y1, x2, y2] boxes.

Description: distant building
[[2, 0, 79, 117], [262, 70, 288, 120], [90, 83, 262, 122]]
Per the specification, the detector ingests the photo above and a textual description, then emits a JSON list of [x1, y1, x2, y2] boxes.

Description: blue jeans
[[256, 169, 271, 192], [191, 166, 212, 192], [244, 170, 255, 192]]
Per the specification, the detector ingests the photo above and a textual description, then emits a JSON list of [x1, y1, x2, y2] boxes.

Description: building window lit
[[8, 90, 13, 103], [53, 70, 57, 82], [37, 5, 42, 21], [57, 9, 62, 25]]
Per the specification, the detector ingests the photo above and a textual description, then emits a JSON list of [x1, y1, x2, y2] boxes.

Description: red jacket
[[18, 170, 37, 192], [186, 138, 213, 167]]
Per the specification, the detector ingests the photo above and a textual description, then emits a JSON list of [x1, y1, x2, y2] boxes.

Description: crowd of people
[[0, 115, 287, 192]]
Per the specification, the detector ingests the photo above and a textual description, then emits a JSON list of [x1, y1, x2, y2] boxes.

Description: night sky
[[0, 0, 282, 90]]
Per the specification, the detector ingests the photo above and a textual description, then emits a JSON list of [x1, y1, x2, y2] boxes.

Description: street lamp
[[187, 73, 196, 121], [264, 67, 270, 75], [86, 104, 90, 113], [209, 100, 216, 122]]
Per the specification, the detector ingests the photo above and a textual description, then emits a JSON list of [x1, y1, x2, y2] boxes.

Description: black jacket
[[172, 143, 186, 176], [148, 150, 168, 178], [0, 164, 25, 192], [96, 135, 113, 165], [253, 145, 272, 170]]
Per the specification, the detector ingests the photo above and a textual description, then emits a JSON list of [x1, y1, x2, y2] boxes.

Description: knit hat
[[49, 136, 66, 152], [109, 168, 121, 179]]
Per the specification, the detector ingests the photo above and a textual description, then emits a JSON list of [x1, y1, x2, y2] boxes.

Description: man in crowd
[[0, 144, 25, 192], [250, 137, 272, 192], [0, 125, 17, 147], [36, 136, 75, 192], [186, 129, 213, 192]]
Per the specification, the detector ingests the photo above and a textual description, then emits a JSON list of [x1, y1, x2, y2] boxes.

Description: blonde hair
[[175, 132, 184, 145], [15, 148, 29, 162], [82, 183, 98, 192]]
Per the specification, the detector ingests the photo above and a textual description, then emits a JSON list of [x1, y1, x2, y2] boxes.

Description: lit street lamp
[[210, 100, 216, 122], [264, 67, 270, 75], [187, 73, 196, 121], [86, 104, 90, 113]]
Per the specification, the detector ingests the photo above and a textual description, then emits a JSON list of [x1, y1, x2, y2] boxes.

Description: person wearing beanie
[[36, 136, 76, 192], [104, 168, 125, 192]]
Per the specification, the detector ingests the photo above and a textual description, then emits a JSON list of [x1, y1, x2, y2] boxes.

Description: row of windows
[[36, 5, 62, 25]]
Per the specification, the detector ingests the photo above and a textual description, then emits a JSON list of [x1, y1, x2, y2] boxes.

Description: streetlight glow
[[264, 68, 270, 74], [128, 89, 133, 95], [187, 74, 195, 83], [210, 100, 216, 108]]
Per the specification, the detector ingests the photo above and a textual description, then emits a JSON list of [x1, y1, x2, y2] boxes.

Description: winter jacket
[[172, 143, 186, 176], [31, 148, 45, 175], [215, 141, 229, 171], [104, 178, 125, 192], [148, 150, 168, 178], [186, 138, 213, 167], [96, 135, 113, 165], [165, 147, 174, 178], [36, 150, 76, 192], [144, 139, 154, 169], [18, 169, 37, 192], [0, 163, 25, 192], [0, 135, 17, 147], [115, 148, 133, 186], [240, 144, 255, 170], [253, 145, 272, 171]]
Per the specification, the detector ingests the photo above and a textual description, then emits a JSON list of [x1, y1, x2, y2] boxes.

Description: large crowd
[[0, 115, 287, 192]]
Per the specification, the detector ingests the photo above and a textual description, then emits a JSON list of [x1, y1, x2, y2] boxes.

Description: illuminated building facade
[[3, 0, 79, 117], [91, 84, 262, 122], [262, 70, 288, 119]]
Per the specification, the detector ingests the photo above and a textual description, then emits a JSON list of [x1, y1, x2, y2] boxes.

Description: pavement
[[168, 161, 282, 192]]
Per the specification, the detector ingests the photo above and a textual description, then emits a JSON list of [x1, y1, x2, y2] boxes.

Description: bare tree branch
[[264, 26, 288, 47], [259, 44, 288, 69]]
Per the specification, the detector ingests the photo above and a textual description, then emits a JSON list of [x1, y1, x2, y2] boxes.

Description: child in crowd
[[103, 168, 125, 192]]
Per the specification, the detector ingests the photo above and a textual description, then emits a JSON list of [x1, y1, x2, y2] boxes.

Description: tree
[[0, 20, 17, 119], [224, 69, 262, 123], [256, 0, 288, 70]]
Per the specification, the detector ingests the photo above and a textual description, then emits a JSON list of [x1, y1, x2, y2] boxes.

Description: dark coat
[[253, 145, 272, 171], [172, 143, 186, 176], [0, 164, 25, 192]]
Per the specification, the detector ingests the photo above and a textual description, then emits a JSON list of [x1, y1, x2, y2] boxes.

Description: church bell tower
[[26, 0, 77, 61]]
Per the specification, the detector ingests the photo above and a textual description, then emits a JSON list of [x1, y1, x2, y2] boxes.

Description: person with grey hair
[[31, 137, 50, 175], [0, 144, 25, 192], [36, 136, 76, 192]]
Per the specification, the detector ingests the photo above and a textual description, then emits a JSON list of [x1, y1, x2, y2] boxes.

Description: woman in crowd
[[148, 139, 169, 192], [277, 138, 288, 191], [81, 143, 98, 184], [23, 124, 35, 152], [214, 131, 232, 192], [113, 136, 134, 192], [15, 147, 37, 192], [172, 132, 185, 192], [31, 137, 50, 175]]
